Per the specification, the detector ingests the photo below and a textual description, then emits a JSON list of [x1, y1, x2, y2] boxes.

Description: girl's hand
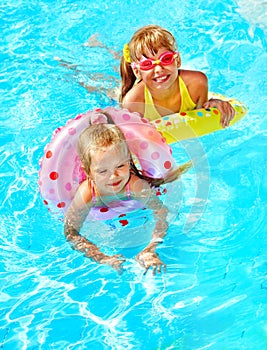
[[97, 254, 126, 274], [203, 99, 235, 128], [136, 244, 166, 275]]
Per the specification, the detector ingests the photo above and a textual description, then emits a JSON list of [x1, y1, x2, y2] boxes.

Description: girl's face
[[89, 142, 131, 196], [134, 47, 180, 93]]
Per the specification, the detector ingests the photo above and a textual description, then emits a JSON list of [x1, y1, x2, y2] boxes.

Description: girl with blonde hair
[[64, 111, 191, 275]]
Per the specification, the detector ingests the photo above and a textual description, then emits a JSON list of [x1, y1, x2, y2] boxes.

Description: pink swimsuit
[[87, 181, 149, 228]]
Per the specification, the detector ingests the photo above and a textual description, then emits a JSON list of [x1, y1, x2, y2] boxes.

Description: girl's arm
[[64, 182, 125, 273], [182, 70, 235, 128], [136, 195, 168, 275], [130, 177, 169, 275]]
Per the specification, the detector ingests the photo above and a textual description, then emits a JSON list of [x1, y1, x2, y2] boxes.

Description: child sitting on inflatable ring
[[120, 24, 235, 128], [64, 111, 191, 275]]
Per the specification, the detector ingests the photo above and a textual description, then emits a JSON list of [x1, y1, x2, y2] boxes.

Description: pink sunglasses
[[131, 51, 178, 71]]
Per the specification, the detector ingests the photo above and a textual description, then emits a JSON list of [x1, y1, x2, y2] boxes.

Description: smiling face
[[133, 47, 181, 93], [89, 142, 131, 197]]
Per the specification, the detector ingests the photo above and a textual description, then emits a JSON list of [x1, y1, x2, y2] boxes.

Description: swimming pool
[[1, 0, 267, 349]]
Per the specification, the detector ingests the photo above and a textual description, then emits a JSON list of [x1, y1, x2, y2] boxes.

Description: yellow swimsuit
[[144, 75, 196, 121]]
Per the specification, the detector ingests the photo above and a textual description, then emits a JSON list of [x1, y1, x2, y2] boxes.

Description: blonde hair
[[78, 123, 127, 176], [120, 25, 178, 100]]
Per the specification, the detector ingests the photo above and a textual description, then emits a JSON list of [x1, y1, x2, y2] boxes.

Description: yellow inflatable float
[[151, 93, 248, 144]]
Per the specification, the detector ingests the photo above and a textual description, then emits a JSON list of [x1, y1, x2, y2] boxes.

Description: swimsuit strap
[[144, 85, 162, 121], [126, 181, 131, 199], [144, 72, 197, 120], [178, 74, 196, 112], [90, 180, 97, 204]]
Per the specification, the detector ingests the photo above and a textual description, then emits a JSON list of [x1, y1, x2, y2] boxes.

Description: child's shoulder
[[129, 173, 152, 195], [122, 81, 145, 114], [76, 179, 92, 204], [180, 69, 208, 85]]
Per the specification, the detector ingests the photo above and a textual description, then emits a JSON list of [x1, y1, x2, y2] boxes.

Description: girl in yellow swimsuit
[[120, 24, 235, 128]]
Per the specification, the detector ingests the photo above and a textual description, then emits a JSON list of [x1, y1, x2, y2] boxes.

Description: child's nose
[[154, 62, 164, 71], [110, 169, 119, 178]]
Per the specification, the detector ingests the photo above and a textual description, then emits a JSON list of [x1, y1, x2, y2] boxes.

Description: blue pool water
[[1, 0, 267, 349]]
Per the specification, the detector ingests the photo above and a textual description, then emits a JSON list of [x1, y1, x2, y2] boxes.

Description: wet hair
[[120, 25, 178, 101]]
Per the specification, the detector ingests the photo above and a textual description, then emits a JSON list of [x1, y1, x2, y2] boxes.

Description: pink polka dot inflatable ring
[[38, 107, 175, 212]]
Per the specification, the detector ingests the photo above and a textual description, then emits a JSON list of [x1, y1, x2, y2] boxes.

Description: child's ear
[[132, 67, 142, 80], [176, 53, 181, 68]]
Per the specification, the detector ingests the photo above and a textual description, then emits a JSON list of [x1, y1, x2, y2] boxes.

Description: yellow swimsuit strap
[[144, 85, 161, 121], [178, 75, 196, 112], [144, 74, 196, 121]]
